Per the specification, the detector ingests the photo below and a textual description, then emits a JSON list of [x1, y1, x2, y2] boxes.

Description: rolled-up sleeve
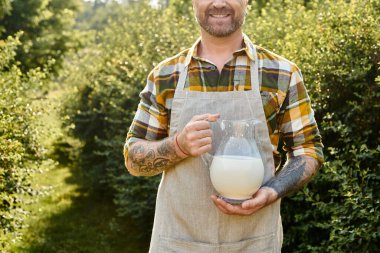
[[124, 71, 169, 159], [279, 66, 324, 163]]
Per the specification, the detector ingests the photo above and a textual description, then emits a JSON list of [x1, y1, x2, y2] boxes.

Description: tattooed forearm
[[264, 156, 321, 198], [126, 136, 185, 176]]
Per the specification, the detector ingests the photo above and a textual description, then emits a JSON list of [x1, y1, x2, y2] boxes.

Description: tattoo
[[264, 156, 321, 198], [127, 137, 183, 176]]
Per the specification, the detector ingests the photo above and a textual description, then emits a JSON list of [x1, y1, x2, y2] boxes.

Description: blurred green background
[[1, 0, 379, 252]]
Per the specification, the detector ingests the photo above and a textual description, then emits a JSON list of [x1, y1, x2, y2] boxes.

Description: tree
[[61, 0, 379, 251], [0, 34, 48, 251], [0, 0, 11, 19], [0, 0, 83, 74], [244, 0, 380, 251]]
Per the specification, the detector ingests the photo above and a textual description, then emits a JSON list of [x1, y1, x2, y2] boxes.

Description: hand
[[176, 113, 220, 157], [210, 187, 278, 216]]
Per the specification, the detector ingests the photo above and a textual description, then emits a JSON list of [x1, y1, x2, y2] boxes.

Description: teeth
[[211, 14, 229, 18]]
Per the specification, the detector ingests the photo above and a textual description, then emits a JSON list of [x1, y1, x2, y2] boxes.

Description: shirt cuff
[[286, 146, 324, 164]]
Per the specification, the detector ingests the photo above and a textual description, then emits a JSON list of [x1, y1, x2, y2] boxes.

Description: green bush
[[245, 0, 380, 252], [0, 0, 83, 75], [61, 2, 198, 232], [0, 1, 84, 250], [62, 0, 379, 251], [0, 35, 48, 249]]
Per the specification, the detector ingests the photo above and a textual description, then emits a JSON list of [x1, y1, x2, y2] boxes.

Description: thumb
[[207, 113, 220, 122], [242, 198, 258, 209], [241, 192, 266, 209]]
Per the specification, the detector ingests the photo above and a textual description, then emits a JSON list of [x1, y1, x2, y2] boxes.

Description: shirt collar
[[184, 37, 201, 67], [242, 33, 256, 62], [184, 33, 256, 67]]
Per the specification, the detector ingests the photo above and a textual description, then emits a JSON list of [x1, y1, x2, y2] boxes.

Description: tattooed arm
[[126, 113, 219, 177], [263, 155, 321, 198], [126, 136, 187, 177], [211, 155, 321, 216]]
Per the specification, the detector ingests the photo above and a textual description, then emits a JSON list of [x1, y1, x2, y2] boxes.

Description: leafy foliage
[[62, 2, 198, 233], [244, 1, 380, 252], [0, 0, 83, 74], [0, 35, 48, 249], [0, 1, 83, 250], [60, 0, 379, 251], [0, 0, 11, 20]]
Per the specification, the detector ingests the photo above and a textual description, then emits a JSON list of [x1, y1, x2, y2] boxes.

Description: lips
[[209, 14, 230, 18], [207, 7, 233, 19]]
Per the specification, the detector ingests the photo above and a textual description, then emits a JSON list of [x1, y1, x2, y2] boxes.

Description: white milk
[[209, 155, 264, 200]]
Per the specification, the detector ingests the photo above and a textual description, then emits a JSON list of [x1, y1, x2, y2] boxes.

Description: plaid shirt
[[125, 35, 324, 163]]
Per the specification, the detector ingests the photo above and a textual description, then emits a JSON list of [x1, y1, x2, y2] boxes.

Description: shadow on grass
[[30, 193, 149, 253], [16, 143, 152, 253]]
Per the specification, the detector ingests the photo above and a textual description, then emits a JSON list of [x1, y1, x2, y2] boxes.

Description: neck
[[198, 29, 244, 72]]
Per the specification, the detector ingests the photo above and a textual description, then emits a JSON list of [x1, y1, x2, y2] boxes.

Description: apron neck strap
[[177, 64, 189, 91], [176, 43, 259, 92]]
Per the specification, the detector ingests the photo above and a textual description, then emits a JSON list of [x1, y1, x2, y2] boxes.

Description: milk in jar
[[210, 155, 264, 201]]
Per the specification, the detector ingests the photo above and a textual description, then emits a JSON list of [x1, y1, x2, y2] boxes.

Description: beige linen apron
[[149, 42, 283, 253]]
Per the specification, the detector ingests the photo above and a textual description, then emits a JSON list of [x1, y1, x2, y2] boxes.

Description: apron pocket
[[159, 236, 218, 253], [158, 233, 275, 253], [220, 233, 275, 253]]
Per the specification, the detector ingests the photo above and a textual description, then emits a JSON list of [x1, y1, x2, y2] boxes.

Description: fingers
[[188, 130, 212, 144], [210, 195, 230, 214], [241, 195, 266, 212], [180, 133, 212, 156], [196, 144, 212, 155], [241, 187, 278, 210], [198, 129, 213, 139], [195, 137, 212, 148], [192, 113, 220, 122], [207, 113, 220, 122], [210, 187, 279, 216], [210, 195, 253, 216], [185, 118, 214, 133], [177, 114, 219, 156]]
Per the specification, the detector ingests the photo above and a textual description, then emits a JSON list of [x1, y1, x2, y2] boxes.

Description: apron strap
[[176, 64, 188, 91], [175, 43, 259, 93], [249, 45, 260, 96]]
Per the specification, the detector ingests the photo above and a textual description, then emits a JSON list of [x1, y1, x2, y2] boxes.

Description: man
[[124, 0, 323, 252]]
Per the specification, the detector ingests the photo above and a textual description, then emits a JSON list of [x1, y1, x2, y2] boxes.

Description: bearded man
[[124, 1, 324, 252]]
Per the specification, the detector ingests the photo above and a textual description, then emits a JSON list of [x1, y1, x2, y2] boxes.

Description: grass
[[9, 90, 150, 253], [11, 162, 149, 253]]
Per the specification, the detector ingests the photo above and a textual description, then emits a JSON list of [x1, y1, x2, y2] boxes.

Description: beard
[[195, 8, 246, 37]]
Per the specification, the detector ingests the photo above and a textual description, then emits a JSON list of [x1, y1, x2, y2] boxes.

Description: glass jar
[[208, 119, 264, 204]]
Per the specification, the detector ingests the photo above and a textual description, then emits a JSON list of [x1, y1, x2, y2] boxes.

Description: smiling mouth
[[209, 14, 231, 18]]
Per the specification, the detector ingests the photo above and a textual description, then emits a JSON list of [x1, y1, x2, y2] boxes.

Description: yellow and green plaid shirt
[[125, 36, 324, 163]]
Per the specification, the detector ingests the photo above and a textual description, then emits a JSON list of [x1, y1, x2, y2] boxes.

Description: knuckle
[[184, 125, 192, 132], [188, 147, 197, 155], [194, 150, 203, 156], [187, 133, 195, 141]]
